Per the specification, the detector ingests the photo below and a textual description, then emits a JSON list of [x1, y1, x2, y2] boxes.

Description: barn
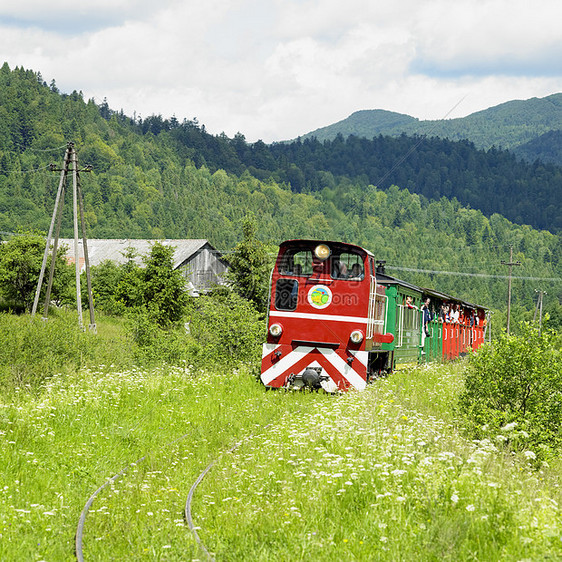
[[58, 238, 228, 295]]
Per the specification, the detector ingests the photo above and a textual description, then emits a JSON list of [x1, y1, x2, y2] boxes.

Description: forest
[[299, 94, 562, 158], [0, 63, 560, 326]]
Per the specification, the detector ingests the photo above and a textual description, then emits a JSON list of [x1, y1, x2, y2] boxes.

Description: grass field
[[1, 358, 561, 561]]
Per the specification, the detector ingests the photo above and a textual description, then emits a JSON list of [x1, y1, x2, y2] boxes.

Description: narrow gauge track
[[75, 453, 148, 562], [75, 430, 192, 561], [185, 440, 246, 561], [185, 424, 273, 560], [75, 432, 256, 561]]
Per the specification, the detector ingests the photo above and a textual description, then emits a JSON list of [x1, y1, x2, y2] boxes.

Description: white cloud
[[0, 0, 561, 141]]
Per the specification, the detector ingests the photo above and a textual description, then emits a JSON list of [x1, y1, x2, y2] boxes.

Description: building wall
[[179, 246, 228, 292]]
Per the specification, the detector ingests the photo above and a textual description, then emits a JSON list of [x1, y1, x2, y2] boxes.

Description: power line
[[1, 165, 52, 174], [387, 265, 561, 283], [15, 143, 69, 153]]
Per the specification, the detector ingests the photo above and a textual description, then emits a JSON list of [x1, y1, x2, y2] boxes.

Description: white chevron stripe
[[261, 346, 314, 385], [261, 345, 367, 390], [262, 343, 280, 359], [318, 348, 367, 390], [350, 350, 369, 368]]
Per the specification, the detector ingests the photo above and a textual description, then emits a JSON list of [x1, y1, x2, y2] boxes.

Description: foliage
[[0, 64, 560, 319], [0, 231, 73, 311], [5, 362, 562, 560], [458, 324, 562, 461], [126, 307, 195, 365], [225, 216, 271, 313], [83, 259, 124, 315], [126, 286, 264, 369], [299, 94, 562, 155], [189, 290, 265, 366], [88, 243, 189, 327], [141, 241, 189, 327]]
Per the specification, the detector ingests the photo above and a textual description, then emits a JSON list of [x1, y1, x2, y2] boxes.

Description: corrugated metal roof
[[58, 239, 217, 269]]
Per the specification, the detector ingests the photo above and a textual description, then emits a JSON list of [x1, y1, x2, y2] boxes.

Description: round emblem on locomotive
[[308, 285, 333, 309]]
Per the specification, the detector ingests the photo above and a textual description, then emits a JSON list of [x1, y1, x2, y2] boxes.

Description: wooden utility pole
[[501, 245, 521, 335], [32, 142, 96, 332], [533, 290, 546, 335]]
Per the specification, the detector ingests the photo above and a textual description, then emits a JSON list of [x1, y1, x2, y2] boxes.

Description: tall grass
[[0, 310, 134, 391], [1, 360, 561, 560]]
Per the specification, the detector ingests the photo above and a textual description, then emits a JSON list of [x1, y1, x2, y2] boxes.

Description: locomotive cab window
[[331, 252, 365, 280], [275, 279, 298, 311], [279, 249, 313, 276]]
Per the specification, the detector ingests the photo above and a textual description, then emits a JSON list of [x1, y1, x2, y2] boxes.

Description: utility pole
[[533, 290, 547, 335], [501, 245, 521, 335], [32, 142, 96, 332]]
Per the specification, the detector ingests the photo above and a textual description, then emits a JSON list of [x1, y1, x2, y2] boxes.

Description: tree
[[0, 232, 73, 311], [141, 242, 189, 326], [114, 248, 143, 311], [226, 216, 270, 313]]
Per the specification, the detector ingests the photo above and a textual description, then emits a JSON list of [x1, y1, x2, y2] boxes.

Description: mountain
[[299, 94, 562, 160]]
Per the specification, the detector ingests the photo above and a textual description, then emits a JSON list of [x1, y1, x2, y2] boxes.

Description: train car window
[[279, 250, 313, 276], [331, 252, 365, 280], [275, 279, 298, 311]]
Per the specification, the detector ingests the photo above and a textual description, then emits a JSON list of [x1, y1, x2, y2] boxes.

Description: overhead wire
[[0, 164, 52, 174], [387, 265, 561, 283]]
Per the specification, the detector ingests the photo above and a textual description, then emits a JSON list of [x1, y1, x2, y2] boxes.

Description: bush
[[189, 290, 265, 366], [127, 308, 196, 366], [458, 324, 562, 461], [127, 290, 264, 369]]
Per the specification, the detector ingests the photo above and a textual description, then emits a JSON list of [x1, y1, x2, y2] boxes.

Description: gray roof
[[57, 239, 220, 269]]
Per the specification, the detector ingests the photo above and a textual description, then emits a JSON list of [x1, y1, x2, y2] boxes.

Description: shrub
[[126, 308, 197, 366], [458, 324, 562, 460], [189, 290, 265, 366]]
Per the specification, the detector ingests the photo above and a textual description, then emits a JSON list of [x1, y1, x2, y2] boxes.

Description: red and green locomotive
[[261, 239, 489, 391]]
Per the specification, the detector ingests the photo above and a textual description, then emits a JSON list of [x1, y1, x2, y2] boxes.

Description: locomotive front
[[261, 240, 390, 392]]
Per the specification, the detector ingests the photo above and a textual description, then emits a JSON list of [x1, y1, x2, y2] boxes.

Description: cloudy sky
[[1, 0, 561, 142]]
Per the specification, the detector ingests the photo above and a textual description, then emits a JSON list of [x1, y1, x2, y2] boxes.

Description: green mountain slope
[[514, 130, 562, 164], [299, 94, 562, 154]]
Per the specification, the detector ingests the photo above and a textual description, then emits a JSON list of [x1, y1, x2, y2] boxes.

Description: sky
[[1, 0, 561, 143]]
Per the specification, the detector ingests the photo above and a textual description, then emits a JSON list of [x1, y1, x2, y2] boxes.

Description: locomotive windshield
[[331, 251, 365, 280], [279, 249, 313, 276]]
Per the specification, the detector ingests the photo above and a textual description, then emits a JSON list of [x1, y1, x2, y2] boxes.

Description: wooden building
[[58, 239, 228, 295]]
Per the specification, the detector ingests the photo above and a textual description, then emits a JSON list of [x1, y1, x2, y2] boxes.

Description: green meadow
[[1, 315, 561, 560]]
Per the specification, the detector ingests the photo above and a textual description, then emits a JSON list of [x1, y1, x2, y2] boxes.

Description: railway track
[[75, 433, 252, 561]]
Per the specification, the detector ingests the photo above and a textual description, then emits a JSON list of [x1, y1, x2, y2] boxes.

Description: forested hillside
[[0, 64, 560, 321], [299, 94, 562, 155], [514, 130, 562, 165]]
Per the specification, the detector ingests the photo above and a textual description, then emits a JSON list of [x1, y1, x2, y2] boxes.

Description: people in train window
[[421, 297, 432, 337], [450, 304, 460, 323], [349, 263, 364, 279], [405, 296, 418, 309], [332, 260, 348, 278]]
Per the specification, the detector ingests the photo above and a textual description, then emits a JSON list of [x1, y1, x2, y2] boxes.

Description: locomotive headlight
[[314, 244, 331, 260], [269, 323, 283, 337], [350, 329, 364, 344]]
